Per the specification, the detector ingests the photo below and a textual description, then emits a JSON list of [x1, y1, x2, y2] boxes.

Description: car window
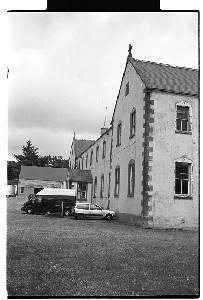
[[90, 204, 101, 210], [76, 204, 89, 210]]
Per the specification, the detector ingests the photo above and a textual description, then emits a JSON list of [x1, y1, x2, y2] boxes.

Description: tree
[[14, 140, 39, 166], [7, 161, 21, 180]]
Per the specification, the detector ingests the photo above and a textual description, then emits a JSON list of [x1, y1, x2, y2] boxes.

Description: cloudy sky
[[8, 12, 198, 161]]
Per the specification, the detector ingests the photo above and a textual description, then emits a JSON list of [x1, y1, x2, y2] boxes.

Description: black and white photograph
[[6, 11, 199, 298]]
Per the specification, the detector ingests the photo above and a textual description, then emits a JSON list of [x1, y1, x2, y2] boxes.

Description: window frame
[[128, 159, 135, 196], [125, 81, 129, 97], [114, 166, 120, 197], [90, 150, 93, 166], [174, 158, 193, 199], [102, 141, 106, 159], [100, 174, 104, 198], [117, 122, 122, 146], [94, 177, 97, 198], [96, 146, 99, 162], [86, 154, 88, 168], [175, 101, 192, 134], [130, 109, 136, 138], [77, 182, 88, 201]]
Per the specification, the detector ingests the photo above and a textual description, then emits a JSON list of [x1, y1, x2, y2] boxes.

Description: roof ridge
[[131, 57, 198, 72]]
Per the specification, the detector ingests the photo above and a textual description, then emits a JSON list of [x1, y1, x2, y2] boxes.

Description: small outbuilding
[[18, 166, 69, 197], [67, 169, 93, 202]]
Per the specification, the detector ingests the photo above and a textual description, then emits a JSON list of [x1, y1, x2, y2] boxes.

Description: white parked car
[[73, 203, 116, 221]]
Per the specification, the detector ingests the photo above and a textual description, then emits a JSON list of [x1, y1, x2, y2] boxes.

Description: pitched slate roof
[[74, 139, 95, 158], [68, 169, 93, 183], [19, 166, 68, 181], [129, 57, 198, 96]]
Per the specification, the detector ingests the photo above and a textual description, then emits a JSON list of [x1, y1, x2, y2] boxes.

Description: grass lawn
[[7, 196, 199, 297]]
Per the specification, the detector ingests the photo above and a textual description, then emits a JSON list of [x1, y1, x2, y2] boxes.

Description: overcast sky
[[8, 12, 198, 161]]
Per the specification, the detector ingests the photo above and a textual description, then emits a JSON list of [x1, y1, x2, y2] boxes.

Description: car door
[[89, 204, 103, 218]]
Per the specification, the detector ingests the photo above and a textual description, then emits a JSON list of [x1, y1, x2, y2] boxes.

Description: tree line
[[7, 140, 69, 180]]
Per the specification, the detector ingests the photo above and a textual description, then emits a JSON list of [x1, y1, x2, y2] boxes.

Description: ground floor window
[[115, 166, 120, 196], [94, 177, 97, 198], [20, 187, 25, 194], [77, 183, 87, 200], [128, 159, 135, 196], [175, 162, 191, 196], [100, 175, 104, 198]]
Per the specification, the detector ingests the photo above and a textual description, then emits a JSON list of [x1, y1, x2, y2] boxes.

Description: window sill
[[116, 144, 121, 147], [174, 196, 193, 200], [114, 194, 119, 198], [175, 130, 192, 135], [129, 134, 135, 139], [127, 194, 134, 197]]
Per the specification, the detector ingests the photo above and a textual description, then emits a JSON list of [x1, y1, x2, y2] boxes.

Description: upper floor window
[[96, 146, 99, 162], [128, 159, 135, 196], [86, 154, 88, 168], [176, 106, 189, 132], [82, 157, 84, 170], [100, 174, 104, 198], [175, 161, 192, 197], [115, 166, 120, 197], [90, 150, 93, 166], [117, 122, 122, 146], [175, 102, 192, 134], [78, 160, 80, 169], [125, 82, 129, 96], [102, 141, 106, 159], [130, 109, 136, 138]]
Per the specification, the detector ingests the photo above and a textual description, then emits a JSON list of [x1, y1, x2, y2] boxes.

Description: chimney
[[101, 127, 108, 136]]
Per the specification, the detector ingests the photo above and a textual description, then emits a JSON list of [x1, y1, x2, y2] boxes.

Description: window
[[175, 162, 191, 196], [20, 187, 25, 194], [125, 81, 129, 96], [76, 204, 89, 210], [77, 183, 87, 200], [117, 122, 122, 146], [78, 160, 80, 169], [82, 157, 84, 170], [130, 109, 136, 138], [115, 166, 120, 196], [90, 150, 93, 166], [128, 160, 135, 196], [176, 106, 189, 132], [100, 174, 104, 198], [96, 146, 99, 162], [94, 177, 97, 198], [86, 154, 88, 168], [102, 141, 106, 159], [90, 204, 102, 210]]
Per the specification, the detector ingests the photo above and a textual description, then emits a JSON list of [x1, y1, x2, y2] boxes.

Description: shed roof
[[68, 169, 93, 183], [129, 57, 198, 96], [74, 139, 95, 158], [19, 166, 68, 181]]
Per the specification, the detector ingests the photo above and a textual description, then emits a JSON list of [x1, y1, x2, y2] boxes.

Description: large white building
[[69, 47, 199, 229]]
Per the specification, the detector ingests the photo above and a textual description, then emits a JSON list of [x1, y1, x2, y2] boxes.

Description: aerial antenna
[[102, 101, 108, 128]]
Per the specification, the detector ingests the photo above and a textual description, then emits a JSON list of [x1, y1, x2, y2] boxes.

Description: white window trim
[[174, 156, 193, 198], [175, 101, 192, 133]]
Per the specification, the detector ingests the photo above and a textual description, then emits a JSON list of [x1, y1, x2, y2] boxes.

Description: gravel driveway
[[7, 196, 199, 297]]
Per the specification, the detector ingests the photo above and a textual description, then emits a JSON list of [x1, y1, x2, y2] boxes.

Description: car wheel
[[64, 210, 70, 217], [25, 208, 28, 214], [77, 213, 84, 220], [105, 214, 112, 221], [27, 209, 33, 214]]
